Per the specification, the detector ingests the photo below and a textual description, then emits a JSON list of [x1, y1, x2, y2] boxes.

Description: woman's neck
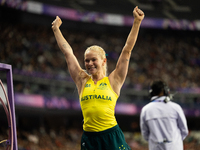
[[91, 74, 105, 84]]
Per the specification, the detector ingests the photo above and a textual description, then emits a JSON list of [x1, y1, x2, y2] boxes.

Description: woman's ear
[[102, 58, 107, 66]]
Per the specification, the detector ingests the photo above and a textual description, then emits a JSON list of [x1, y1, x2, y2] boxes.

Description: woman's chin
[[89, 72, 95, 75], [89, 71, 97, 75]]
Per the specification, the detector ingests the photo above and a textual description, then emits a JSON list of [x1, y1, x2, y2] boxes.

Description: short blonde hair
[[84, 45, 107, 76]]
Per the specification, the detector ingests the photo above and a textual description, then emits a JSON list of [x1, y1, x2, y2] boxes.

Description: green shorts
[[81, 124, 131, 150]]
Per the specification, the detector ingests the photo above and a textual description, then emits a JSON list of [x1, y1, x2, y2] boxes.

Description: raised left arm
[[109, 6, 144, 95]]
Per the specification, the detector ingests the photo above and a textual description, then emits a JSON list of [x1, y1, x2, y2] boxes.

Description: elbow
[[123, 45, 132, 55], [124, 43, 134, 52], [141, 131, 149, 141], [182, 129, 189, 140], [143, 134, 149, 141]]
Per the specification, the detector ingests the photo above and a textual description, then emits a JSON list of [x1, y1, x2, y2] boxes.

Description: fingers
[[134, 6, 144, 16], [133, 6, 145, 21], [52, 18, 56, 25], [52, 16, 61, 25], [137, 8, 144, 16], [51, 16, 62, 30], [133, 6, 138, 12]]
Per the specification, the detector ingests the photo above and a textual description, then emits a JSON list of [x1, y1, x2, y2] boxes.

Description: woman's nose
[[88, 60, 93, 65]]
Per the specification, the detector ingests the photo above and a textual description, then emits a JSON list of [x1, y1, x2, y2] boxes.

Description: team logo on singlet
[[97, 82, 108, 90], [85, 84, 91, 87]]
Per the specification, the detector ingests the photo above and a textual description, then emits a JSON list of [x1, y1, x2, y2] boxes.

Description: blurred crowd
[[0, 125, 200, 150], [1, 21, 200, 96], [1, 6, 200, 150]]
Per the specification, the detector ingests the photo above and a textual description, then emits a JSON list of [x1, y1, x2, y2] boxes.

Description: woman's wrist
[[133, 19, 142, 27], [52, 26, 60, 32]]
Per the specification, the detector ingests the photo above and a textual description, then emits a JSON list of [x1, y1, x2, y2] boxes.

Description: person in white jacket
[[140, 80, 188, 150]]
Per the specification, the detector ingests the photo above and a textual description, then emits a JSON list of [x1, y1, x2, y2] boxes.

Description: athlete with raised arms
[[52, 6, 144, 150]]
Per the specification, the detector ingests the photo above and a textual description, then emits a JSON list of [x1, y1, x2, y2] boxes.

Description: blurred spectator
[[1, 21, 200, 96], [1, 125, 199, 150]]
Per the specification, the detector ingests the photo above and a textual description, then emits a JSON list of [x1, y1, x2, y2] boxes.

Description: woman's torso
[[80, 77, 118, 132]]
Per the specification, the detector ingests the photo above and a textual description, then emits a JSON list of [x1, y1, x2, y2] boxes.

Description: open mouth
[[87, 67, 96, 73], [89, 67, 95, 71]]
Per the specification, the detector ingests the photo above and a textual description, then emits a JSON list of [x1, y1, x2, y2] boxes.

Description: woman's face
[[84, 50, 105, 75]]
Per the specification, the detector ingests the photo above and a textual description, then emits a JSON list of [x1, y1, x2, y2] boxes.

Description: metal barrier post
[[0, 63, 18, 150]]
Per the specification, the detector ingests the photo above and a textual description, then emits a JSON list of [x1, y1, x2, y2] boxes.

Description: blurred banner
[[13, 93, 200, 117], [1, 0, 200, 30]]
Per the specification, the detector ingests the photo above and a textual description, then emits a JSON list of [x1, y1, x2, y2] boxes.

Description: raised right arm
[[52, 16, 84, 93]]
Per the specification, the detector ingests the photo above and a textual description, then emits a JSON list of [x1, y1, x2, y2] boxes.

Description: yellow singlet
[[80, 77, 118, 132]]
